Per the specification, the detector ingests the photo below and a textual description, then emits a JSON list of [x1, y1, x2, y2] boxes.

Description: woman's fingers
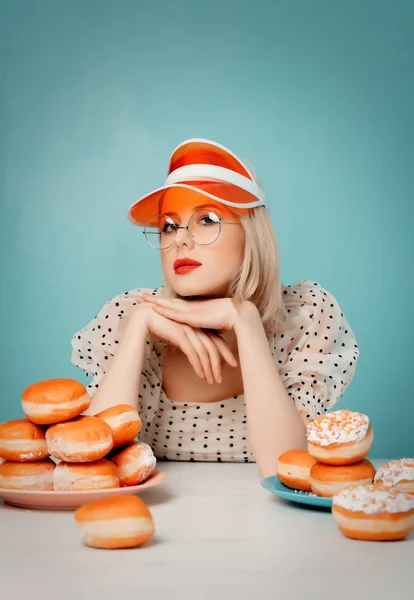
[[179, 336, 206, 381], [193, 330, 223, 384], [183, 327, 216, 384], [206, 333, 238, 368]]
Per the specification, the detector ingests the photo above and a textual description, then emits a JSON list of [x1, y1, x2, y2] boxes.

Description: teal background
[[1, 0, 413, 457]]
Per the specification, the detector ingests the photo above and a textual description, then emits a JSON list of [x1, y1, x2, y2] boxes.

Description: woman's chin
[[170, 278, 228, 299]]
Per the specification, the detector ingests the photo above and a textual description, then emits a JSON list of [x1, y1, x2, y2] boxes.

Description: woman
[[71, 138, 359, 478]]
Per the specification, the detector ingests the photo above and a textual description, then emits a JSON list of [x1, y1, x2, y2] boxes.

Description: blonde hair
[[161, 206, 291, 338]]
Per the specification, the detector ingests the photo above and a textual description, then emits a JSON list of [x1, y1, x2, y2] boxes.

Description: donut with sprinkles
[[306, 409, 374, 465], [332, 483, 414, 541], [374, 458, 414, 495]]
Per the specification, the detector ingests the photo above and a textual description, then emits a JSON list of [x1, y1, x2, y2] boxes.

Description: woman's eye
[[162, 223, 176, 233], [201, 216, 218, 225]]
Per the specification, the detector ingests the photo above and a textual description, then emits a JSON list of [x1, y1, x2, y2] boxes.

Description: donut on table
[[0, 459, 55, 490], [276, 449, 317, 492], [74, 495, 155, 549], [374, 458, 414, 495], [0, 419, 49, 462], [53, 459, 120, 491], [109, 441, 156, 486], [22, 378, 90, 425], [310, 459, 376, 497], [96, 404, 142, 448], [46, 416, 113, 462], [307, 409, 374, 465], [332, 483, 414, 541]]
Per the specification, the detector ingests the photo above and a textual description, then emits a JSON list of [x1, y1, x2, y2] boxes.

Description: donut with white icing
[[74, 495, 155, 549], [22, 378, 90, 425], [96, 405, 142, 448], [109, 441, 156, 486], [53, 459, 120, 491], [0, 419, 49, 462], [276, 449, 317, 492], [310, 459, 376, 497], [374, 458, 414, 495], [332, 484, 414, 541], [307, 410, 374, 465], [46, 416, 113, 462], [0, 459, 55, 490]]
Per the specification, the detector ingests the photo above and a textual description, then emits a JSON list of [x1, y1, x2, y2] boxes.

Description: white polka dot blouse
[[71, 280, 359, 463]]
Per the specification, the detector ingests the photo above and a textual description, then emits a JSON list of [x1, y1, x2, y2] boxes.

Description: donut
[[0, 459, 55, 490], [109, 441, 156, 486], [46, 416, 113, 462], [276, 449, 317, 492], [22, 378, 90, 425], [310, 459, 376, 497], [307, 409, 374, 465], [0, 419, 49, 462], [74, 495, 155, 549], [374, 458, 414, 494], [96, 405, 142, 448], [332, 484, 414, 541], [53, 459, 120, 491]]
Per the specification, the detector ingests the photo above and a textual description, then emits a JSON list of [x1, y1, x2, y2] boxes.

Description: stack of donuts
[[276, 409, 414, 541], [0, 378, 157, 493]]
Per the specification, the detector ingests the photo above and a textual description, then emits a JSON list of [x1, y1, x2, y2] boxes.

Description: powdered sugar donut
[[96, 404, 142, 448], [310, 459, 376, 498], [22, 378, 90, 425], [109, 441, 156, 486], [46, 416, 113, 462], [53, 459, 120, 491], [332, 484, 414, 541], [276, 449, 317, 492], [307, 409, 373, 465], [0, 419, 49, 462], [374, 458, 414, 494], [0, 459, 55, 490], [74, 495, 155, 549]]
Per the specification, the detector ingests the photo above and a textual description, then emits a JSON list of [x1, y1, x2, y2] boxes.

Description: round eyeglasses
[[143, 209, 241, 250]]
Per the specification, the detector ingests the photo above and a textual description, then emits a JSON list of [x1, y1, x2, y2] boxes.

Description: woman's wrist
[[233, 300, 261, 335], [127, 304, 151, 335]]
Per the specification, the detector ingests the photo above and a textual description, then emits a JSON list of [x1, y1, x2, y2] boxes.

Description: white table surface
[[0, 458, 412, 599]]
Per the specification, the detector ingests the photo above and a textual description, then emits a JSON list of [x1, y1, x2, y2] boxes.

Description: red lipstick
[[174, 258, 202, 275]]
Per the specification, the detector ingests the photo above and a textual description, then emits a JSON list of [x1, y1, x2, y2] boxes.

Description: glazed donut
[[74, 495, 155, 549], [53, 459, 120, 491], [374, 458, 414, 495], [0, 419, 49, 462], [22, 378, 90, 425], [276, 449, 317, 492], [307, 409, 374, 465], [96, 404, 142, 448], [0, 459, 55, 490], [310, 459, 376, 498], [109, 441, 156, 486], [332, 484, 414, 541], [46, 416, 113, 462]]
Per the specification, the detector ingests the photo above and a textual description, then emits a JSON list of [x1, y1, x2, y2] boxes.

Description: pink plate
[[0, 469, 166, 510]]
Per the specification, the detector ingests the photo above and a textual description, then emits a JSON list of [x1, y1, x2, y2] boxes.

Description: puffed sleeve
[[272, 281, 360, 421], [70, 287, 163, 423]]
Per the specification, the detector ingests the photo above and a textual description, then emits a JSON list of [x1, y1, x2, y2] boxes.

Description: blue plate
[[261, 475, 332, 508]]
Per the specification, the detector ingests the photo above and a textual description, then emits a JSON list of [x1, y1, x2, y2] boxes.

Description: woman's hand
[[133, 302, 238, 384], [137, 294, 243, 332]]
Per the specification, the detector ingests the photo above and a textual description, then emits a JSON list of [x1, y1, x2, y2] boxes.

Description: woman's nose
[[174, 226, 194, 248]]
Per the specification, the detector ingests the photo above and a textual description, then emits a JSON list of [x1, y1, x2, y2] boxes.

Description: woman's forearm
[[234, 303, 307, 479], [84, 310, 149, 415]]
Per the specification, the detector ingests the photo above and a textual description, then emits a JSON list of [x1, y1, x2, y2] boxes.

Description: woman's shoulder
[[281, 279, 339, 309], [279, 279, 349, 334], [96, 285, 164, 315]]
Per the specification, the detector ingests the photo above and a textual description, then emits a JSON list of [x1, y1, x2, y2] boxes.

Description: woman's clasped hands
[[133, 294, 243, 384]]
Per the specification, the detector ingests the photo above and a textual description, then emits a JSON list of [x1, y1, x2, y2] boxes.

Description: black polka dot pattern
[[70, 281, 359, 461]]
